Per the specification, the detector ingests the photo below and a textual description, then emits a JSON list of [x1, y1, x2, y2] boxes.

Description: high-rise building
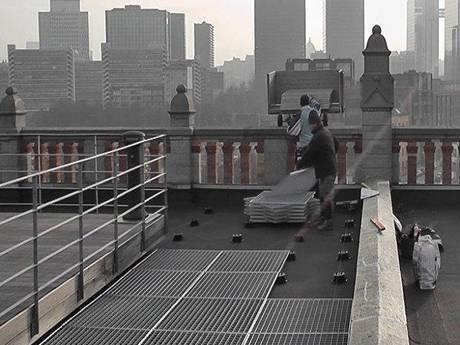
[[26, 41, 40, 50], [217, 55, 255, 90], [75, 61, 103, 106], [7, 45, 75, 111], [194, 22, 215, 69], [445, 0, 460, 81], [102, 44, 166, 109], [407, 0, 439, 78], [324, 0, 364, 78], [169, 13, 186, 60], [0, 62, 8, 93], [390, 51, 416, 75], [165, 60, 201, 106], [106, 5, 185, 61], [254, 0, 306, 108], [201, 68, 224, 105], [39, 0, 89, 61]]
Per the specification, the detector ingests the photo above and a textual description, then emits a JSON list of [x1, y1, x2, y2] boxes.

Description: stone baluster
[[222, 141, 234, 185], [206, 142, 217, 184], [337, 141, 348, 184], [26, 142, 36, 182], [442, 141, 454, 185], [191, 141, 202, 185], [70, 143, 79, 184], [256, 140, 265, 184], [41, 143, 50, 184], [424, 141, 435, 185], [392, 141, 401, 185], [352, 140, 363, 184], [55, 143, 65, 184], [240, 141, 251, 185], [406, 141, 418, 185]]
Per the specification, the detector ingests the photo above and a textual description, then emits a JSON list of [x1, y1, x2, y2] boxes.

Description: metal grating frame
[[68, 296, 177, 330], [42, 327, 148, 345], [155, 298, 264, 333], [246, 333, 349, 345], [108, 270, 200, 298], [209, 250, 289, 273], [187, 272, 278, 299], [135, 249, 221, 271], [252, 299, 352, 334], [143, 331, 246, 345]]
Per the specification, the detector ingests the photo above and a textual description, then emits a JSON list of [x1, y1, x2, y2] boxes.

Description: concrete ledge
[[349, 181, 409, 345], [0, 216, 165, 345]]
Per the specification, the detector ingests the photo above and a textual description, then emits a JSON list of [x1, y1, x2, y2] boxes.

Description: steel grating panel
[[156, 298, 263, 333], [68, 296, 177, 330], [187, 272, 277, 299], [109, 270, 200, 297], [209, 250, 289, 273], [253, 299, 352, 334], [143, 331, 246, 345], [42, 327, 147, 345], [135, 249, 221, 271], [246, 333, 348, 345]]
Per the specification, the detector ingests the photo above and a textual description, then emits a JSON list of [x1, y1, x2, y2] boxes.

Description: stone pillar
[[167, 84, 196, 189], [337, 141, 348, 184], [392, 140, 401, 185], [406, 141, 418, 185], [442, 141, 453, 185], [264, 138, 289, 185], [360, 26, 394, 183], [222, 141, 234, 184], [0, 87, 26, 183], [424, 141, 435, 185], [240, 141, 251, 184], [206, 142, 217, 184]]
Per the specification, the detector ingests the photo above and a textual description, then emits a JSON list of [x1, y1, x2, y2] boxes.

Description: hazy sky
[[0, 0, 445, 65]]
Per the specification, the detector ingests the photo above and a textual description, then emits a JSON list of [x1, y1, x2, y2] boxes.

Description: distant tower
[[194, 22, 215, 68], [324, 0, 365, 78], [169, 13, 186, 60], [306, 38, 317, 59], [407, 0, 439, 78], [39, 0, 89, 61], [445, 0, 460, 81], [254, 0, 306, 110]]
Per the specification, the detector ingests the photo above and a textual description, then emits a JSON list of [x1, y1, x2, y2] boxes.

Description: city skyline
[[0, 0, 443, 66]]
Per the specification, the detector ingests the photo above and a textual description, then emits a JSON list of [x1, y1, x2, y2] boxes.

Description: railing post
[[77, 164, 84, 301], [424, 141, 435, 185], [206, 142, 217, 184], [442, 141, 454, 185], [240, 141, 251, 185], [163, 135, 169, 235], [392, 140, 401, 185], [112, 151, 119, 274], [30, 174, 39, 337], [222, 141, 234, 184], [406, 141, 418, 185], [337, 141, 348, 184], [122, 131, 145, 221]]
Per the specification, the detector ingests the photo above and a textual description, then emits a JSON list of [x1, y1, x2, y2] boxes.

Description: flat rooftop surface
[[393, 191, 460, 345]]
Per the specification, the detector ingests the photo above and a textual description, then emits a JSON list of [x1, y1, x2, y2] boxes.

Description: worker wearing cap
[[296, 110, 339, 230]]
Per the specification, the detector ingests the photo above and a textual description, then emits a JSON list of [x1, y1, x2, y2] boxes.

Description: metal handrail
[[0, 134, 168, 337], [0, 134, 165, 189]]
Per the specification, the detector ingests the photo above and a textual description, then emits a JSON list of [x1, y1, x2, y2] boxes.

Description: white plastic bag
[[413, 235, 441, 290]]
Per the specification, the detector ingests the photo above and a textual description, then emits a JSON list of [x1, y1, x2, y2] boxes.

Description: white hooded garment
[[413, 235, 441, 290]]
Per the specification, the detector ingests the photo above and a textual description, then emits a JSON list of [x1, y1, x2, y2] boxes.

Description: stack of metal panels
[[244, 191, 319, 224]]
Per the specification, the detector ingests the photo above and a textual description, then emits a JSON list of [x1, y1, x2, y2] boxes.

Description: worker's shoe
[[317, 218, 333, 231]]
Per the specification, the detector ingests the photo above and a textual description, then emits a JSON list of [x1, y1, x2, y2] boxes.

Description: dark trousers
[[319, 175, 335, 220]]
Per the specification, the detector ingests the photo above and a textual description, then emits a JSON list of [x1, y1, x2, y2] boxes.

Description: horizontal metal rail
[[0, 133, 168, 337]]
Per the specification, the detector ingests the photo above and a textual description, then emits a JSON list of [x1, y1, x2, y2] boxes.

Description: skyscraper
[[169, 13, 186, 60], [106, 5, 185, 61], [324, 0, 364, 78], [106, 6, 169, 51], [8, 45, 75, 111], [39, 0, 89, 61], [445, 0, 460, 81], [407, 0, 439, 78], [194, 22, 215, 69], [254, 0, 306, 107]]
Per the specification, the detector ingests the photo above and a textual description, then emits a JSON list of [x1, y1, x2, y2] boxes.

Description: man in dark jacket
[[297, 110, 339, 230]]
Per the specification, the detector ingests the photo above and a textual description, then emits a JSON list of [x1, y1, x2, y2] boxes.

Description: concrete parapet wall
[[349, 181, 409, 345]]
